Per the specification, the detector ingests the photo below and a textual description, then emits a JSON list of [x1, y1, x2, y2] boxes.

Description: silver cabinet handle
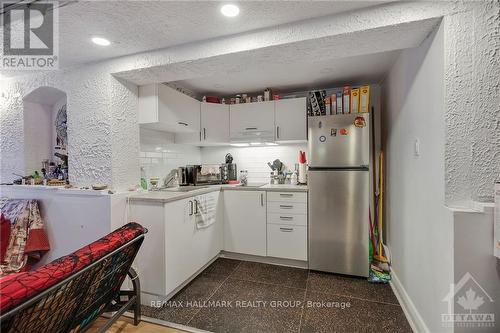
[[280, 216, 293, 220], [280, 227, 294, 232], [194, 199, 198, 214], [178, 121, 188, 126], [245, 127, 258, 130], [189, 200, 193, 216], [279, 193, 293, 197], [276, 126, 280, 139], [203, 128, 206, 140], [260, 193, 264, 206], [279, 204, 293, 209]]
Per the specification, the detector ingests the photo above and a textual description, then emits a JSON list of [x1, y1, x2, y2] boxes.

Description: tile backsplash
[[201, 144, 308, 184], [140, 128, 307, 184], [140, 128, 201, 182]]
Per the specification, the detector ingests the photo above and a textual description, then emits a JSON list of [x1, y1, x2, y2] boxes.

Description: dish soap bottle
[[140, 167, 148, 190]]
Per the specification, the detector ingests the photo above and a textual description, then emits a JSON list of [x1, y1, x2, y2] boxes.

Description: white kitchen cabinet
[[191, 191, 223, 271], [267, 202, 308, 215], [164, 197, 196, 295], [229, 101, 275, 141], [267, 224, 307, 261], [130, 191, 222, 303], [138, 83, 200, 134], [165, 192, 222, 295], [266, 190, 308, 261], [200, 102, 230, 144], [275, 97, 307, 142], [223, 190, 267, 256], [128, 201, 167, 298], [267, 213, 307, 226], [267, 191, 307, 203]]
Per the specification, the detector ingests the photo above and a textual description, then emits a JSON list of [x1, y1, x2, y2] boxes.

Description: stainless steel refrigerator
[[308, 113, 370, 277]]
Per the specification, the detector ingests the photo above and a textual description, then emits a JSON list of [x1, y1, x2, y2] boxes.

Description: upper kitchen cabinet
[[200, 102, 230, 144], [230, 101, 275, 141], [275, 97, 307, 142], [138, 84, 200, 134]]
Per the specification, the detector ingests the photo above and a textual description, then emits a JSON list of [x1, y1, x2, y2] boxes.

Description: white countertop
[[128, 183, 308, 203]]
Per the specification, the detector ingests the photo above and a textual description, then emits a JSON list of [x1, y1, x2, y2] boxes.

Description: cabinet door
[[165, 197, 197, 295], [267, 224, 307, 261], [200, 103, 230, 143], [223, 190, 266, 256], [192, 191, 223, 268], [230, 101, 274, 139], [158, 84, 200, 133], [275, 97, 307, 141], [128, 201, 166, 296]]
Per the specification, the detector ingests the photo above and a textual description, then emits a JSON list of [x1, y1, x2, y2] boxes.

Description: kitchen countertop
[[128, 183, 308, 203]]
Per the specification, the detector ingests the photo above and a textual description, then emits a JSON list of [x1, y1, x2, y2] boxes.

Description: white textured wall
[[444, 1, 500, 205], [382, 23, 454, 332], [0, 62, 140, 190], [23, 101, 52, 175], [201, 144, 307, 184]]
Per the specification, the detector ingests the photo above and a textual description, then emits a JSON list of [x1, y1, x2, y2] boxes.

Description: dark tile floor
[[142, 258, 412, 333]]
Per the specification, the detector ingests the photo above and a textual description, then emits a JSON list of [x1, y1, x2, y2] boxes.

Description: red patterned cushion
[[0, 222, 145, 313]]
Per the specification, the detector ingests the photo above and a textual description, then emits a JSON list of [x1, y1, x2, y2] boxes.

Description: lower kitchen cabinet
[[267, 224, 307, 260], [223, 190, 267, 256], [129, 191, 222, 303], [165, 191, 222, 295], [266, 191, 308, 261]]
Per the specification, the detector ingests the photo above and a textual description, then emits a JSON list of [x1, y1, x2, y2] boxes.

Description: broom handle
[[378, 151, 384, 255]]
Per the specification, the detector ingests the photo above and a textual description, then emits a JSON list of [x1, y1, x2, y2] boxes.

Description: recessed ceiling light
[[220, 4, 239, 17], [230, 143, 249, 147], [91, 37, 110, 46]]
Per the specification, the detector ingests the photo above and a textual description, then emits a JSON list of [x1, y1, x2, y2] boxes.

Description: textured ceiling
[[114, 16, 440, 92], [46, 0, 389, 68], [173, 50, 402, 95]]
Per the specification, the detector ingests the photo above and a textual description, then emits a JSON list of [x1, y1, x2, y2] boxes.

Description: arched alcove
[[23, 87, 68, 182]]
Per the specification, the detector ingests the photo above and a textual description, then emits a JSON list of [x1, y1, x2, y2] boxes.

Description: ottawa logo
[[441, 272, 495, 329]]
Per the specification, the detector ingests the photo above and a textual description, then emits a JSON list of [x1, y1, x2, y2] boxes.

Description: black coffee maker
[[223, 153, 237, 182]]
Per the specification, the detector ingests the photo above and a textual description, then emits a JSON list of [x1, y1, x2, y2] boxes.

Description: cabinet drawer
[[267, 213, 307, 226], [267, 224, 307, 261], [267, 201, 307, 215], [267, 192, 307, 203]]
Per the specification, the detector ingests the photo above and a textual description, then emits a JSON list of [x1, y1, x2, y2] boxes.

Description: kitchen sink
[[161, 186, 208, 192]]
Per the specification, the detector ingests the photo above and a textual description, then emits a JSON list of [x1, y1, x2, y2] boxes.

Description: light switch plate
[[414, 138, 420, 156]]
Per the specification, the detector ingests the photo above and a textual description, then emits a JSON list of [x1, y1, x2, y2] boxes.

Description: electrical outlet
[[414, 138, 420, 157]]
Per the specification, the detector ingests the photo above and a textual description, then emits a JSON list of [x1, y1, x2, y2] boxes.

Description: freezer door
[[308, 169, 369, 277], [308, 114, 370, 167]]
